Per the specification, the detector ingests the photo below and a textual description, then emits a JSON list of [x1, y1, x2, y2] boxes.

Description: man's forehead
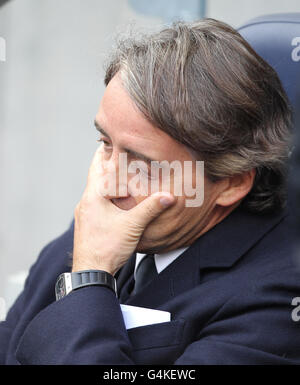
[[95, 77, 193, 161], [95, 96, 169, 144], [94, 114, 159, 143]]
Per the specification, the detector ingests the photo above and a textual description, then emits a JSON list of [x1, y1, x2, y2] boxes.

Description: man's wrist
[[55, 270, 117, 301], [72, 263, 116, 276]]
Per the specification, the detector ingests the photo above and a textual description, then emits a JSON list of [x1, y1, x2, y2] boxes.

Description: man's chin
[[135, 232, 170, 254], [135, 236, 157, 254], [135, 240, 159, 255]]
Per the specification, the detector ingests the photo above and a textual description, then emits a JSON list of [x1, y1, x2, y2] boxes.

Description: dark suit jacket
[[1, 206, 300, 365]]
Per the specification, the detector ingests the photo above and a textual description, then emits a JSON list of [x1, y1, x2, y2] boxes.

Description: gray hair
[[104, 18, 292, 213]]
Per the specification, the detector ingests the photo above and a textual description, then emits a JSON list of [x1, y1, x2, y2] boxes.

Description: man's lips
[[111, 196, 137, 210]]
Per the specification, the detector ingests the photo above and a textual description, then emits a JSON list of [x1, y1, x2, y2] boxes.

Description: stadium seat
[[238, 13, 300, 110]]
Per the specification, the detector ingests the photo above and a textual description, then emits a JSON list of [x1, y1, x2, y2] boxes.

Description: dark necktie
[[133, 254, 157, 295]]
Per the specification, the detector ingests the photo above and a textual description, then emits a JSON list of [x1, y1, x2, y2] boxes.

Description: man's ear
[[216, 169, 256, 207]]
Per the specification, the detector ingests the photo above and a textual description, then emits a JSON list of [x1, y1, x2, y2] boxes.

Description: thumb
[[129, 192, 176, 228]]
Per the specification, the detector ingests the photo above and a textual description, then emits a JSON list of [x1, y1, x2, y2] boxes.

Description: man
[[1, 19, 300, 365]]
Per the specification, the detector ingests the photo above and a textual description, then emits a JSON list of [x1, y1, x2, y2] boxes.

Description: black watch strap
[[71, 270, 116, 293], [55, 270, 117, 301]]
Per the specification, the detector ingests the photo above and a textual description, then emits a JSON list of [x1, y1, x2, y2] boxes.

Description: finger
[[84, 146, 107, 200], [129, 192, 176, 228], [87, 146, 102, 186]]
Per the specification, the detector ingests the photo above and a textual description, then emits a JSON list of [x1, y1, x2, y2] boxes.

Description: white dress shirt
[[134, 247, 189, 280]]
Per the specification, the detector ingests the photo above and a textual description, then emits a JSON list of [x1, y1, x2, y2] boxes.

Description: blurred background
[[0, 0, 300, 314]]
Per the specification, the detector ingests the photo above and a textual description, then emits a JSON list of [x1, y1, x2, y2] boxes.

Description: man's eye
[[97, 138, 111, 148]]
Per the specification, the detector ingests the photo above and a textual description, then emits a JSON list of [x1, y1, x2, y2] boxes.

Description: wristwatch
[[55, 270, 117, 301]]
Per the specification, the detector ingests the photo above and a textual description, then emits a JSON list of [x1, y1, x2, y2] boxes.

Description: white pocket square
[[120, 304, 171, 330]]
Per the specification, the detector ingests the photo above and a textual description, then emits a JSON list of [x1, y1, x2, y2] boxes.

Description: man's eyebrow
[[94, 119, 155, 164], [94, 120, 111, 139], [125, 148, 155, 165]]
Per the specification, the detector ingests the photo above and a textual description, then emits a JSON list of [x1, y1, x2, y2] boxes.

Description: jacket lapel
[[117, 207, 287, 309]]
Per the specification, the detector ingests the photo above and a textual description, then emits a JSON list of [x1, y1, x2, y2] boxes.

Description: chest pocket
[[127, 319, 186, 365]]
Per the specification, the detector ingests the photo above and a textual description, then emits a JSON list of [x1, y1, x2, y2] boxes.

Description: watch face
[[55, 275, 66, 300]]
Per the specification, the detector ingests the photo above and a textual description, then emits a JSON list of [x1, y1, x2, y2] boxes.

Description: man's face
[[94, 74, 224, 253]]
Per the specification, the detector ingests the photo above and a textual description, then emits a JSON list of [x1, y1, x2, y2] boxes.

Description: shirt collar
[[135, 247, 189, 279]]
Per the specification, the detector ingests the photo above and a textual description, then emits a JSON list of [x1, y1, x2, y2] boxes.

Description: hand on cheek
[[72, 148, 176, 275]]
